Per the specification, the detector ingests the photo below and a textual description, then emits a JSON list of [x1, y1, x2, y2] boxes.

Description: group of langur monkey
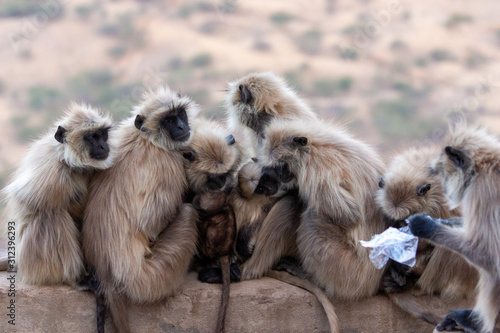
[[1, 72, 499, 333]]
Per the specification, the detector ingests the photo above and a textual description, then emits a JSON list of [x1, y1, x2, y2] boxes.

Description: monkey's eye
[[164, 118, 172, 124]]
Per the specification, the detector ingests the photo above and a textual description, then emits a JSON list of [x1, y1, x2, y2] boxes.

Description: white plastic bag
[[359, 226, 418, 269]]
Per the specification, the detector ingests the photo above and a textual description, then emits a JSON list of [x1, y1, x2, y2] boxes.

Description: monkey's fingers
[[436, 310, 467, 332], [408, 214, 437, 239], [229, 262, 241, 282]]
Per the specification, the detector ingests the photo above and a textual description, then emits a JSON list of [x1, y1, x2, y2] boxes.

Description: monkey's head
[[225, 72, 310, 139], [258, 119, 311, 183], [236, 160, 262, 198], [432, 123, 499, 210], [376, 147, 452, 223], [54, 103, 115, 170], [237, 159, 295, 198], [133, 87, 199, 150], [182, 119, 242, 194]]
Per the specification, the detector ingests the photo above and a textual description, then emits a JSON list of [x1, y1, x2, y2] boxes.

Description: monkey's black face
[[206, 173, 228, 192], [162, 107, 190, 142], [273, 163, 295, 183], [254, 167, 280, 196], [84, 128, 110, 161]]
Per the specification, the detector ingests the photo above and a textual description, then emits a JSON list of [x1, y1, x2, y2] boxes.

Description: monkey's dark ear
[[445, 146, 465, 168], [378, 177, 385, 189], [292, 136, 308, 146], [134, 115, 146, 131], [251, 157, 259, 163], [182, 151, 197, 162], [176, 92, 181, 98], [416, 184, 431, 196], [54, 126, 67, 144], [226, 134, 236, 146], [239, 84, 251, 104]]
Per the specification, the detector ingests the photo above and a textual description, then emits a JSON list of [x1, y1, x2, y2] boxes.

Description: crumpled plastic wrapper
[[359, 226, 418, 269]]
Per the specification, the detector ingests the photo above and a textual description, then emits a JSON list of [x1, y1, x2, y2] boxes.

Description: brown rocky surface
[[0, 270, 473, 333]]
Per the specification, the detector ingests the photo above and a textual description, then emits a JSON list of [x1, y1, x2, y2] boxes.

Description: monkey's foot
[[382, 260, 418, 293], [436, 309, 481, 333], [75, 267, 99, 292], [198, 264, 241, 284], [273, 257, 310, 281]]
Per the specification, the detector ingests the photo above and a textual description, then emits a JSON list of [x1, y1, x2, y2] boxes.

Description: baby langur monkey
[[2, 103, 115, 285], [231, 159, 299, 264], [182, 119, 242, 333], [377, 146, 478, 325], [82, 87, 199, 333], [409, 124, 500, 333], [225, 72, 317, 159]]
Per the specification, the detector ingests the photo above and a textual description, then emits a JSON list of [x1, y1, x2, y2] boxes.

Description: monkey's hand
[[408, 214, 437, 239], [436, 309, 480, 332]]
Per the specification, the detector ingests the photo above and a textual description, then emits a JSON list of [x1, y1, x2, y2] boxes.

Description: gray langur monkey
[[82, 87, 199, 333], [2, 103, 115, 286], [377, 146, 478, 325], [409, 124, 500, 333]]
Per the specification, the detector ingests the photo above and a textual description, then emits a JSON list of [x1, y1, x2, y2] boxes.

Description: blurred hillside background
[[0, 0, 499, 193]]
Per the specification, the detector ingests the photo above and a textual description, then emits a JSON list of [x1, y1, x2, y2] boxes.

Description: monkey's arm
[[114, 204, 198, 302], [408, 214, 489, 271], [323, 185, 362, 229], [241, 195, 301, 280], [235, 221, 262, 259]]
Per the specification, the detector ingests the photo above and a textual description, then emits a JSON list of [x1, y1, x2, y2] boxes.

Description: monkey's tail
[[105, 289, 131, 333], [388, 293, 443, 325], [0, 255, 8, 271], [267, 270, 339, 333], [216, 255, 231, 333], [96, 291, 106, 333]]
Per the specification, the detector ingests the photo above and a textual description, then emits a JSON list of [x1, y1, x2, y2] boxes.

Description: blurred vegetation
[[11, 69, 148, 142], [495, 28, 500, 47], [445, 13, 473, 28], [312, 77, 354, 97], [28, 86, 63, 111], [189, 53, 213, 67], [284, 71, 304, 93], [270, 12, 294, 25], [296, 29, 323, 55], [108, 45, 128, 59], [253, 39, 271, 51], [373, 82, 441, 141], [0, 0, 64, 19], [75, 5, 94, 20], [390, 40, 408, 52], [336, 46, 359, 60], [465, 50, 488, 69], [429, 49, 455, 62], [177, 1, 236, 18], [99, 13, 146, 57]]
